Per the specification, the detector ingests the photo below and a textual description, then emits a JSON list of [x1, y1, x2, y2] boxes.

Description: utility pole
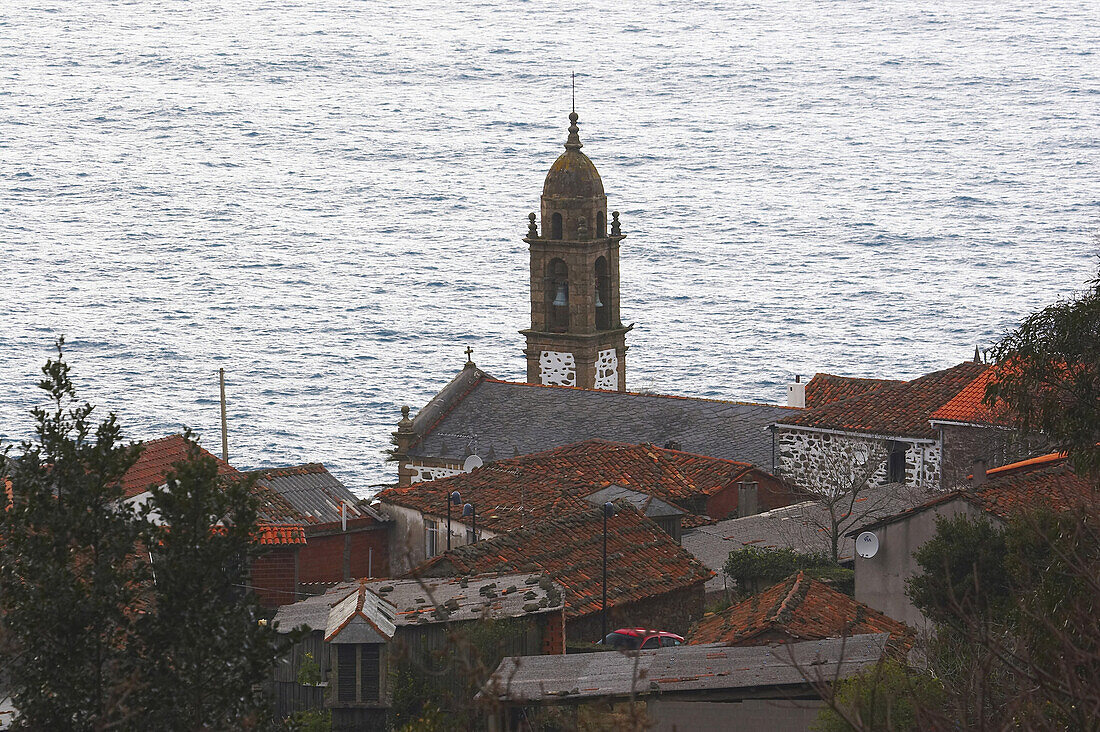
[[219, 367, 229, 462]]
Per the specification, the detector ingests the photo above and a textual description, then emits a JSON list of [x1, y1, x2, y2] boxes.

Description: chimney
[[787, 375, 806, 408], [971, 458, 987, 487], [738, 481, 759, 518]]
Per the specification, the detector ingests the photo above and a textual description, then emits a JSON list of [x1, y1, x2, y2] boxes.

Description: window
[[425, 519, 438, 557], [546, 259, 569, 331], [660, 636, 682, 647], [551, 212, 563, 239], [640, 637, 659, 650], [595, 256, 610, 330], [596, 210, 606, 237], [887, 442, 908, 484], [336, 644, 381, 704]]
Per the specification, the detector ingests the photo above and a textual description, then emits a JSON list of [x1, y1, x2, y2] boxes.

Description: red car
[[600, 628, 685, 650]]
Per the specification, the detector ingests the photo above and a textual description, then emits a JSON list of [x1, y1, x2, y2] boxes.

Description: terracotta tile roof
[[379, 439, 775, 532], [780, 362, 989, 439], [255, 525, 307, 545], [928, 368, 1014, 427], [404, 366, 796, 470], [804, 374, 904, 409], [855, 452, 1095, 532], [413, 504, 713, 620], [120, 434, 239, 498], [689, 572, 913, 650]]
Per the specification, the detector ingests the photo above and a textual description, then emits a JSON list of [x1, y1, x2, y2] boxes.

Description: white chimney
[[787, 375, 806, 408]]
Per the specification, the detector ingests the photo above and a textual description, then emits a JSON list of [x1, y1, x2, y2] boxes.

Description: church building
[[388, 110, 795, 486]]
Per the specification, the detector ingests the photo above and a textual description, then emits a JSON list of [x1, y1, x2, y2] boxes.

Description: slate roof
[[689, 572, 913, 650], [804, 374, 903, 409], [682, 482, 929, 592], [928, 368, 1013, 427], [481, 634, 890, 702], [414, 504, 713, 620], [120, 434, 239, 498], [853, 452, 1094, 533], [273, 572, 564, 634], [379, 439, 778, 532], [405, 367, 794, 471], [779, 362, 989, 439], [248, 463, 388, 526]]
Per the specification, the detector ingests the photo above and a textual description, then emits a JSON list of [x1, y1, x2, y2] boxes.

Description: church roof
[[542, 111, 604, 200], [404, 368, 795, 471]]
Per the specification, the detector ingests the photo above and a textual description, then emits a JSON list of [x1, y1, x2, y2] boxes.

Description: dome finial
[[565, 110, 582, 151]]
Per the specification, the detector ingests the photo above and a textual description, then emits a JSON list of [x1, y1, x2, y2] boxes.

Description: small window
[[887, 442, 908, 483], [551, 212, 563, 240], [425, 519, 438, 557], [336, 644, 382, 704], [596, 210, 606, 237]]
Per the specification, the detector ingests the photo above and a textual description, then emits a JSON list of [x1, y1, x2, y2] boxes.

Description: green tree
[[724, 546, 853, 597], [812, 660, 944, 732], [0, 338, 148, 729], [985, 273, 1100, 478], [132, 433, 286, 729]]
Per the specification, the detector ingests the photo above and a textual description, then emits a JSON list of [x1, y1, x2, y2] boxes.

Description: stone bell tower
[[521, 111, 631, 391]]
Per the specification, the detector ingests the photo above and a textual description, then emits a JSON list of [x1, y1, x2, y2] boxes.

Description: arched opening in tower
[[595, 256, 611, 330], [547, 258, 570, 332]]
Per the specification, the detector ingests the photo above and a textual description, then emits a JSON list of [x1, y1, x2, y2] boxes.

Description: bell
[[552, 282, 568, 307], [595, 284, 604, 308]]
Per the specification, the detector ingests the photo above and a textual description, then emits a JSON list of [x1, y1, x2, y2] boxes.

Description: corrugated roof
[[481, 634, 890, 702], [249, 463, 387, 525], [405, 369, 794, 470]]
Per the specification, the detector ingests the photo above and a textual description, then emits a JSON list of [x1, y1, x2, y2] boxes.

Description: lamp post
[[446, 491, 461, 550], [463, 502, 477, 543], [601, 501, 615, 643]]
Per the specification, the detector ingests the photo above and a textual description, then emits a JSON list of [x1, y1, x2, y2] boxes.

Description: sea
[[2, 0, 1098, 494]]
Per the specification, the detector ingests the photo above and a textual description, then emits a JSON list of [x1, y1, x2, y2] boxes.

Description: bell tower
[[521, 111, 631, 391]]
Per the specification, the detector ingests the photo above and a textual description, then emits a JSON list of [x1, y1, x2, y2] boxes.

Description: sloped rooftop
[[805, 374, 903, 409], [274, 572, 564, 634], [379, 439, 774, 533], [248, 463, 387, 525], [405, 367, 794, 471], [690, 572, 912, 649], [120, 434, 238, 498], [481, 634, 890, 702], [928, 368, 1014, 427], [780, 362, 989, 439], [414, 504, 713, 620]]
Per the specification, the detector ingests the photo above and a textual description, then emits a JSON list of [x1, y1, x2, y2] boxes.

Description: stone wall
[[938, 423, 1048, 490], [777, 427, 940, 491]]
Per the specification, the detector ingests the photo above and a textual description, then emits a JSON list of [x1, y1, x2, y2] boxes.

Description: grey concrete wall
[[648, 699, 824, 732], [853, 497, 984, 629]]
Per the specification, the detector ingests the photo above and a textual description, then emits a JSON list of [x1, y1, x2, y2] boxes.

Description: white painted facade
[[594, 348, 618, 390], [538, 350, 576, 386]]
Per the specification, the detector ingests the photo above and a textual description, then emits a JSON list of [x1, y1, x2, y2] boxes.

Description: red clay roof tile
[[780, 362, 989, 439], [414, 504, 712, 620], [689, 572, 913, 649], [120, 434, 239, 498], [804, 374, 903, 409], [929, 368, 1014, 427]]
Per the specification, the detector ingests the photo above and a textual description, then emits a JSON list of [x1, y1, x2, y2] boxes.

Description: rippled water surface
[[2, 0, 1098, 492]]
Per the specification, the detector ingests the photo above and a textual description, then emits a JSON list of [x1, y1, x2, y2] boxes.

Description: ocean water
[[2, 0, 1098, 493]]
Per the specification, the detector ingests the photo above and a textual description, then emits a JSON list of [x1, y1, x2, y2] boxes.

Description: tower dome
[[540, 111, 608, 241]]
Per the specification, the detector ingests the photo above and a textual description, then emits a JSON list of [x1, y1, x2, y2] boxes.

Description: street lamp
[[447, 491, 461, 550], [463, 502, 477, 543], [601, 501, 616, 643]]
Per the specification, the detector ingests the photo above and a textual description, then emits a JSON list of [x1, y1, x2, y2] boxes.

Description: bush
[[724, 546, 853, 596], [813, 660, 944, 732]]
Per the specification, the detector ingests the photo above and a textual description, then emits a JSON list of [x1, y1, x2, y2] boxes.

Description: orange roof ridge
[[769, 571, 808, 623], [985, 451, 1067, 477]]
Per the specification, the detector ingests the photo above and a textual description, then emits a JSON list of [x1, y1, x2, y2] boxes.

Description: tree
[[812, 659, 944, 732], [985, 272, 1100, 478], [0, 338, 148, 729], [131, 433, 287, 729]]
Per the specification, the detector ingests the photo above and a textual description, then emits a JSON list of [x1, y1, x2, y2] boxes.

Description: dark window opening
[[596, 210, 606, 237], [336, 646, 356, 703], [551, 212, 563, 240], [595, 256, 611, 330], [887, 442, 908, 483], [547, 258, 569, 332], [360, 645, 380, 702], [337, 644, 382, 704]]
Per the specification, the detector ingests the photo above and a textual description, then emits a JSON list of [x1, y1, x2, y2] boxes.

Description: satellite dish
[[463, 455, 483, 472], [856, 532, 880, 559]]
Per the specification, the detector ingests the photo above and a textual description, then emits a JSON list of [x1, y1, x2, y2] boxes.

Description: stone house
[[413, 504, 713, 643], [271, 573, 565, 730], [776, 361, 1001, 492], [849, 452, 1093, 628], [376, 438, 800, 574]]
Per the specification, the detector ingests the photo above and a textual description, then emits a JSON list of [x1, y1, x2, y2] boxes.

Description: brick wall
[[251, 547, 298, 608], [565, 582, 706, 643], [704, 471, 801, 521], [297, 528, 390, 585], [542, 608, 566, 655]]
